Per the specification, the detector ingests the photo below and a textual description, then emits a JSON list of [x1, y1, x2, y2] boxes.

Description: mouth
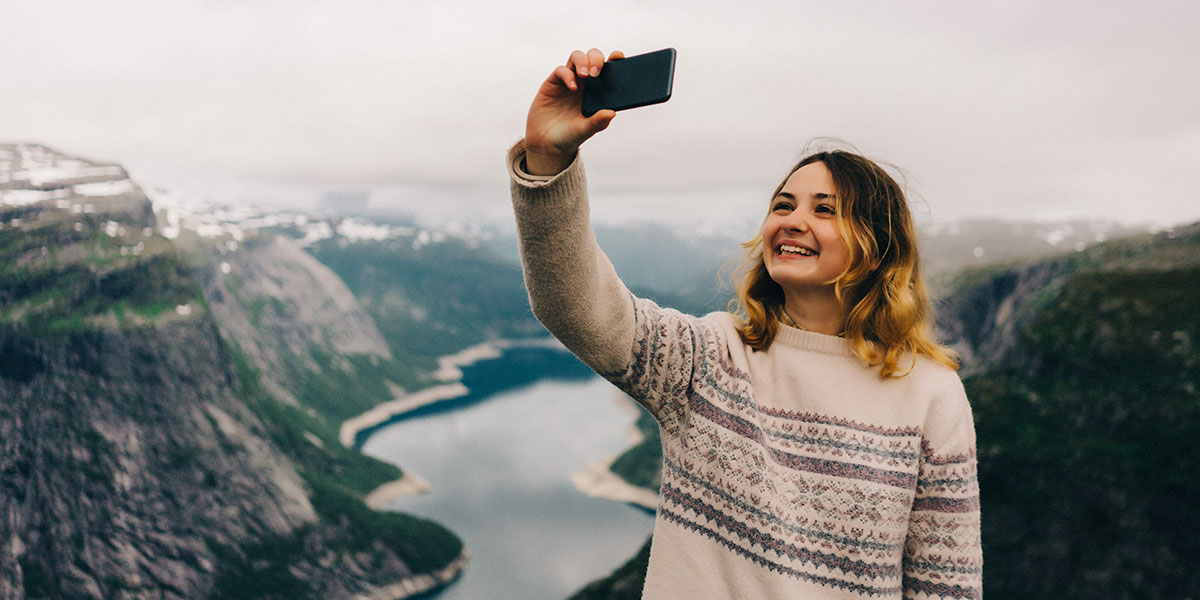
[[777, 243, 817, 257]]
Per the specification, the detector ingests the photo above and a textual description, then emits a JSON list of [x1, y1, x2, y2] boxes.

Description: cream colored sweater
[[507, 141, 982, 599]]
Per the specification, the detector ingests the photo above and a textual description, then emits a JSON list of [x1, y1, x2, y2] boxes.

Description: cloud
[[3, 0, 1197, 226]]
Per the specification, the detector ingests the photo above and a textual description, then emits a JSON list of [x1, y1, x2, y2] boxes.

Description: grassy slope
[[970, 265, 1200, 598], [307, 236, 545, 361], [0, 208, 199, 332]]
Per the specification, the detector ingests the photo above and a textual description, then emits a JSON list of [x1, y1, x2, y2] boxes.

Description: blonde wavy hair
[[730, 149, 957, 378]]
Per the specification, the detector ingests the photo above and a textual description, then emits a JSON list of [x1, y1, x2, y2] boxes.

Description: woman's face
[[761, 161, 851, 297]]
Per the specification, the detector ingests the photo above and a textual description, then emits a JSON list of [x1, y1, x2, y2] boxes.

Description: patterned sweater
[[507, 141, 983, 599]]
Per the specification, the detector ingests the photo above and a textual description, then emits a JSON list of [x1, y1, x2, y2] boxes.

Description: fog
[[4, 1, 1198, 227]]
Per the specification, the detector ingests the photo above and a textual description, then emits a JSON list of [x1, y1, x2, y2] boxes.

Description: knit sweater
[[507, 141, 983, 599]]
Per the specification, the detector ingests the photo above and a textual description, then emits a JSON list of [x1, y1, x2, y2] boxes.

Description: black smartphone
[[581, 48, 676, 117]]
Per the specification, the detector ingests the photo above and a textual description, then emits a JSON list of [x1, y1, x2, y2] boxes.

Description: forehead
[[780, 161, 836, 196]]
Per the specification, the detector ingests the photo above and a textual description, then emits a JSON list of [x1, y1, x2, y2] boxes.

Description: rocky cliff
[[0, 144, 464, 599], [1, 320, 313, 597]]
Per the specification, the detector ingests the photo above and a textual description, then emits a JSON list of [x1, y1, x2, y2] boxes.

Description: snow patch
[[336, 217, 391, 242], [74, 179, 136, 197]]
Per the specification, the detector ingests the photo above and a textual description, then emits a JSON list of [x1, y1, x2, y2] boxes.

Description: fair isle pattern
[[609, 298, 982, 599]]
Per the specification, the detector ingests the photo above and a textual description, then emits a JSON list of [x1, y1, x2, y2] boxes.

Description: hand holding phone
[[581, 48, 676, 117], [525, 48, 674, 175]]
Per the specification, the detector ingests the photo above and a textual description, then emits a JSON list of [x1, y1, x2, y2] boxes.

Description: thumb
[[578, 109, 616, 141], [589, 109, 617, 132]]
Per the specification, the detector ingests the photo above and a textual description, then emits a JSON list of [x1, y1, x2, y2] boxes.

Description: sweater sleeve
[[903, 377, 984, 599], [507, 140, 706, 428]]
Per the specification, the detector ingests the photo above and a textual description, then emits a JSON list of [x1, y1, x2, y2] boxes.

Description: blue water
[[360, 348, 656, 599]]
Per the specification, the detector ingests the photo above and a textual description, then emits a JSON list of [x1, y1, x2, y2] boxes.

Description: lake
[[360, 346, 656, 599]]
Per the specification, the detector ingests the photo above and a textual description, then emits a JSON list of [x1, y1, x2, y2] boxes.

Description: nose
[[780, 209, 810, 233]]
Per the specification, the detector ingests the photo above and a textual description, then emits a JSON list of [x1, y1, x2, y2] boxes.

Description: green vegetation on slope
[[224, 344, 404, 496], [2, 216, 464, 598], [566, 537, 653, 600], [308, 237, 544, 361], [206, 323, 464, 600], [970, 267, 1200, 598], [608, 408, 662, 493], [0, 210, 199, 332]]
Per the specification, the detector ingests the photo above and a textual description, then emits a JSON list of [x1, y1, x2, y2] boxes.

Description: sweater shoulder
[[906, 355, 975, 453], [909, 353, 966, 395]]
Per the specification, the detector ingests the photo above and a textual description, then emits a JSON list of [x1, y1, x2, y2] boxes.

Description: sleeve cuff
[[507, 139, 578, 186]]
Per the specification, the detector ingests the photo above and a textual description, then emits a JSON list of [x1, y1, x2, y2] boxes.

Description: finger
[[552, 64, 578, 91], [586, 48, 605, 77], [568, 49, 589, 78], [607, 50, 625, 61]]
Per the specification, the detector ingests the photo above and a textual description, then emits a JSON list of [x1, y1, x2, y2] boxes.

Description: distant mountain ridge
[[476, 215, 1153, 319]]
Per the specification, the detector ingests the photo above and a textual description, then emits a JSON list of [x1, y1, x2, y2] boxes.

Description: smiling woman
[[507, 48, 982, 599], [735, 150, 958, 378]]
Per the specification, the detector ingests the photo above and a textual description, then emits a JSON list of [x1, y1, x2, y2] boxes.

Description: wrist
[[525, 144, 575, 176]]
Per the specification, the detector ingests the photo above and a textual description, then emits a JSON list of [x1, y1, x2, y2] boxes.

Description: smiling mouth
[[778, 244, 817, 257]]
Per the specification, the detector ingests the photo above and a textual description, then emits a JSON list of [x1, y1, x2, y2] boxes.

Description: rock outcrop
[[1, 144, 464, 599]]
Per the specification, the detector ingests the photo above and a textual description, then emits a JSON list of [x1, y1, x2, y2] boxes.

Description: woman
[[508, 49, 982, 599]]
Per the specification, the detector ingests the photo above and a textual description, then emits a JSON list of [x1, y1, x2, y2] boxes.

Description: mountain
[[920, 218, 1149, 290], [1, 144, 467, 599], [940, 223, 1200, 598]]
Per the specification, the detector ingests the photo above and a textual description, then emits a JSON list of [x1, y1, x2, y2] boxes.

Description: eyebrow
[[776, 191, 837, 200]]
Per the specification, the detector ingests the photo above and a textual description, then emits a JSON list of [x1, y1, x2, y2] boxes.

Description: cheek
[[760, 221, 778, 253], [821, 229, 852, 267], [760, 217, 778, 240]]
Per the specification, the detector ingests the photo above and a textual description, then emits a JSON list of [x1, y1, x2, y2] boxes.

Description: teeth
[[779, 244, 816, 256]]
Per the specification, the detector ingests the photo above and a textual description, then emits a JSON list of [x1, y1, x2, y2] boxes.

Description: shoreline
[[338, 382, 470, 449], [352, 547, 470, 600], [571, 392, 660, 512], [340, 338, 569, 449], [346, 338, 567, 507], [364, 471, 432, 510], [348, 337, 659, 511]]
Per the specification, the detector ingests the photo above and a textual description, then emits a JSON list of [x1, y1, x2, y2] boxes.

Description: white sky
[[3, 0, 1198, 229]]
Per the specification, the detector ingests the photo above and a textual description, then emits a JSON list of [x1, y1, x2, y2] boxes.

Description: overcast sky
[[3, 1, 1198, 229]]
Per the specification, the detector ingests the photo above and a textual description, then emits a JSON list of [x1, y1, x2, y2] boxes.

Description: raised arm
[[510, 49, 634, 377], [509, 51, 711, 428]]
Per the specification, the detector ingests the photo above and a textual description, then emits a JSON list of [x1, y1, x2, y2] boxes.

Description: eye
[[771, 200, 793, 213], [815, 203, 837, 216]]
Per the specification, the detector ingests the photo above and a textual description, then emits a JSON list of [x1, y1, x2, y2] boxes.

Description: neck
[[781, 288, 845, 336]]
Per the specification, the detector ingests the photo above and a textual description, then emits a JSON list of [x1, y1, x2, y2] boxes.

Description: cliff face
[[1, 144, 463, 599], [935, 223, 1200, 375], [201, 235, 395, 409], [935, 257, 1075, 375], [0, 320, 315, 598]]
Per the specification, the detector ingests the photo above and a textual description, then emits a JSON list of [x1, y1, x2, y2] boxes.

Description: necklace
[[780, 310, 846, 337], [779, 310, 804, 330]]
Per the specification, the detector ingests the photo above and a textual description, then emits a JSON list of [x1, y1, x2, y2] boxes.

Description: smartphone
[[581, 48, 676, 117]]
